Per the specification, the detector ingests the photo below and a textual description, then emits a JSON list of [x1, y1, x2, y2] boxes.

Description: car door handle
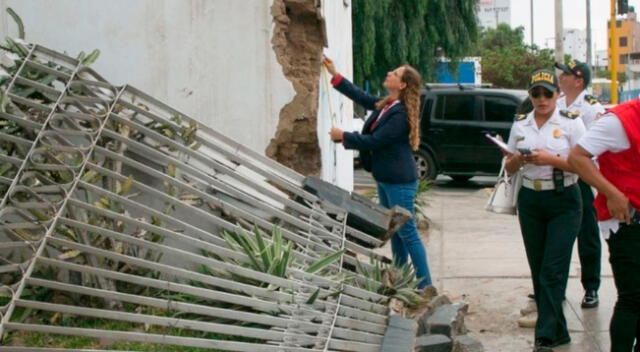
[[430, 128, 444, 133]]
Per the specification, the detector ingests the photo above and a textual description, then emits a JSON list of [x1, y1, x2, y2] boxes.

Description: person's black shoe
[[581, 290, 599, 308], [533, 338, 554, 352]]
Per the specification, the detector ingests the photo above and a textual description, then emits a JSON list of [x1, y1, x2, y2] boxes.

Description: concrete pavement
[[356, 171, 614, 352]]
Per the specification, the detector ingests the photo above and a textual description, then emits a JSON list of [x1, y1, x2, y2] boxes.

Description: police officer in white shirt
[[505, 69, 586, 352], [569, 98, 640, 352], [555, 59, 606, 308], [556, 60, 605, 129]]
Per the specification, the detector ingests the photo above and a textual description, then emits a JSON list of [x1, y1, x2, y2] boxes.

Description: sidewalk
[[362, 174, 613, 352]]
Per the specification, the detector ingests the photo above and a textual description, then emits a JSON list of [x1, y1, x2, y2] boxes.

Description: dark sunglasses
[[530, 87, 554, 99]]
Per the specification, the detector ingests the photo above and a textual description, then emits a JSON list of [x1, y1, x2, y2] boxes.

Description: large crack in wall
[[267, 0, 324, 175]]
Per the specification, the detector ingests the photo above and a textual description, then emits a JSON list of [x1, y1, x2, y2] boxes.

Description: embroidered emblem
[[530, 71, 555, 86], [560, 109, 579, 119], [584, 94, 598, 105], [516, 136, 525, 142], [515, 114, 527, 121], [553, 128, 563, 138]]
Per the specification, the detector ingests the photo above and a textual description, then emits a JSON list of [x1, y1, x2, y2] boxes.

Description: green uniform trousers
[[518, 183, 582, 343], [577, 179, 601, 291]]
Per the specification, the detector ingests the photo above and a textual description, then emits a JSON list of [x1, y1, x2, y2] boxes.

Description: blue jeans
[[377, 180, 432, 289]]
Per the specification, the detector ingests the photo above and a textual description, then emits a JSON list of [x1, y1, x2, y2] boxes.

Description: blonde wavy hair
[[374, 65, 422, 151]]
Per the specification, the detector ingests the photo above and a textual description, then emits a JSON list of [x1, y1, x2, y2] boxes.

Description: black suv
[[415, 85, 528, 181]]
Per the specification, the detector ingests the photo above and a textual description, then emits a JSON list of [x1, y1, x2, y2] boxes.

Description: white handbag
[[486, 157, 522, 215]]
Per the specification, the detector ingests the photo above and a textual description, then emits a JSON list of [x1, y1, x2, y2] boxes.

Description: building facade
[[608, 10, 640, 74], [477, 0, 511, 29], [563, 28, 587, 62]]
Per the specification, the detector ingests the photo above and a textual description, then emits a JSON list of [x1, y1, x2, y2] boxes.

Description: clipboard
[[485, 134, 513, 154]]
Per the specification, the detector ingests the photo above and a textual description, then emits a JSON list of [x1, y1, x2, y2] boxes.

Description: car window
[[435, 95, 476, 121], [484, 96, 518, 122], [420, 97, 433, 132], [420, 97, 433, 120]]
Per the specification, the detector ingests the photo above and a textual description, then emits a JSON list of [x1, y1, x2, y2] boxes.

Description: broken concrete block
[[381, 315, 418, 352], [426, 303, 469, 337], [303, 176, 410, 240], [417, 294, 453, 335], [415, 334, 452, 352], [452, 335, 484, 352]]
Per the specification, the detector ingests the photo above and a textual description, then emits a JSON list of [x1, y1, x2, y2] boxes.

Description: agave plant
[[221, 225, 346, 304], [354, 257, 430, 316]]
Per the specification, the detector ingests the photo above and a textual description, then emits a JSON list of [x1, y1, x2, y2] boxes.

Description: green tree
[[352, 0, 479, 93], [596, 69, 628, 84], [475, 24, 555, 89], [474, 23, 524, 51]]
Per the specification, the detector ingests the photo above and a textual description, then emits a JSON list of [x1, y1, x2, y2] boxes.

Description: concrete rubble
[[414, 295, 484, 352]]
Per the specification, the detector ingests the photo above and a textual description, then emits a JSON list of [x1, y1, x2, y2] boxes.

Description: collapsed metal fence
[[0, 44, 401, 351]]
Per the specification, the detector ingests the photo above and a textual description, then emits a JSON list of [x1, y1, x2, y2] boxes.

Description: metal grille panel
[[0, 45, 389, 351]]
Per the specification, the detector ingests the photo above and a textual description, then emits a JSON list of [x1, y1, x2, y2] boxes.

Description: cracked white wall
[[0, 0, 354, 189], [0, 0, 294, 154]]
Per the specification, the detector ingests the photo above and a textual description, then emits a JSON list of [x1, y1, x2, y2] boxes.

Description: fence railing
[[0, 44, 392, 351]]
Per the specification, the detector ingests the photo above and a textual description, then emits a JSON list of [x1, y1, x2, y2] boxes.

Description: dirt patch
[[267, 0, 324, 175], [442, 278, 535, 352]]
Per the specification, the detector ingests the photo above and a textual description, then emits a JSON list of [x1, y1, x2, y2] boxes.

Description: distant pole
[[531, 0, 534, 45], [555, 0, 564, 62], [610, 0, 619, 103], [587, 0, 592, 66]]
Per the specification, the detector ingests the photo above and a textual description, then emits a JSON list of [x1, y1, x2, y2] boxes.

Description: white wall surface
[[477, 0, 511, 29], [563, 28, 587, 62], [0, 0, 294, 154], [319, 0, 354, 191]]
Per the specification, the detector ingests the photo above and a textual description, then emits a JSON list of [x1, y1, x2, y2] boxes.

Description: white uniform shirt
[[507, 107, 586, 180], [577, 113, 632, 239], [557, 90, 605, 129]]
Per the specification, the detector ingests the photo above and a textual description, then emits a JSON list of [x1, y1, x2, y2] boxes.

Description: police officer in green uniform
[[506, 69, 586, 352], [555, 59, 606, 308]]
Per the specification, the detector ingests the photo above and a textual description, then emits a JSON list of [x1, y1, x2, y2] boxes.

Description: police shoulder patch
[[584, 94, 598, 105], [560, 109, 580, 119], [515, 113, 527, 121]]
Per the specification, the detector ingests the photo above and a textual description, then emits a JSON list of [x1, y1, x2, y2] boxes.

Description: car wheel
[[414, 149, 437, 180], [450, 175, 473, 182]]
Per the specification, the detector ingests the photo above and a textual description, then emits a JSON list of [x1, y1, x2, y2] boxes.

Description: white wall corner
[[318, 0, 354, 192]]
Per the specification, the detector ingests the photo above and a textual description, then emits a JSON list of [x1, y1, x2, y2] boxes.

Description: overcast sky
[[510, 0, 640, 55]]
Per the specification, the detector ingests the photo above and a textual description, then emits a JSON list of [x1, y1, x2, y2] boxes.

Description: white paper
[[485, 134, 513, 153]]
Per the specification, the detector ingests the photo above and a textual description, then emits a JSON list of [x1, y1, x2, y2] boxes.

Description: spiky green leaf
[[305, 249, 345, 274], [306, 288, 321, 305]]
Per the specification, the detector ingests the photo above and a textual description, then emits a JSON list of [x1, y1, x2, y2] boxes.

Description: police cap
[[555, 59, 591, 86], [528, 69, 559, 92]]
